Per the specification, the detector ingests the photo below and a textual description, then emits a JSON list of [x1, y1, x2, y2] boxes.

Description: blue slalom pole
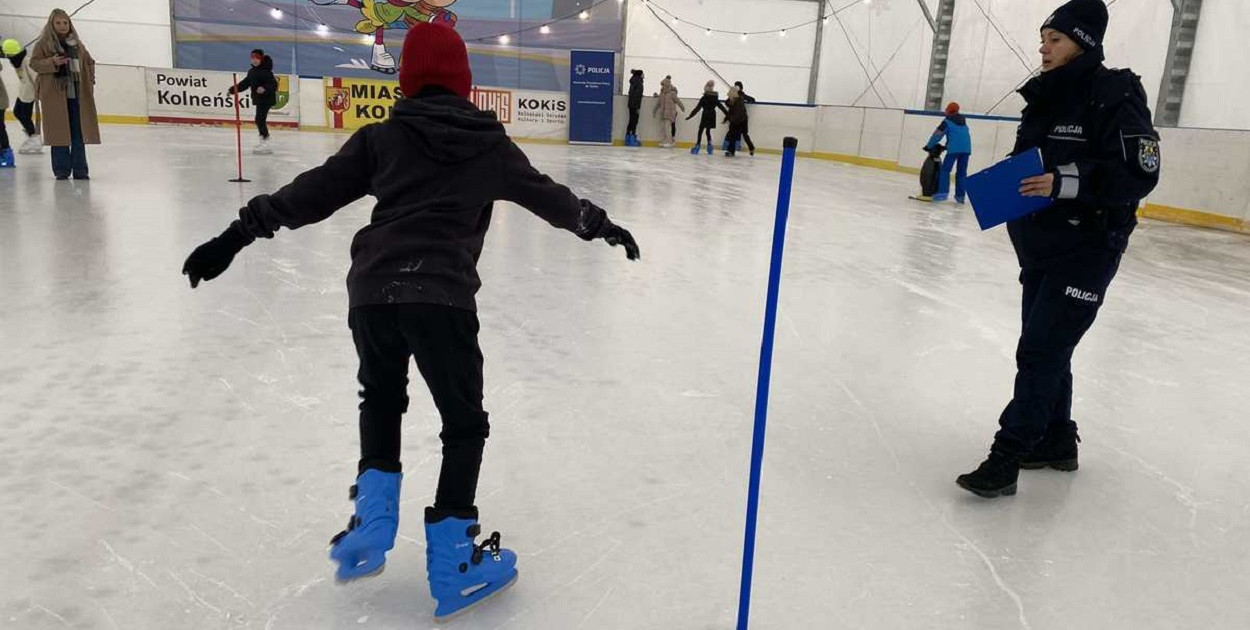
[[736, 136, 800, 630]]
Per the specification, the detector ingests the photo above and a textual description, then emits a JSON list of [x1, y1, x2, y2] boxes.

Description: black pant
[[14, 100, 37, 136], [697, 125, 713, 145], [993, 249, 1122, 456], [349, 303, 489, 511], [255, 102, 272, 138], [0, 109, 8, 150], [725, 123, 754, 155], [626, 107, 640, 135]]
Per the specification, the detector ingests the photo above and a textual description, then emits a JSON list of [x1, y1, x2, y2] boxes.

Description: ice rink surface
[[2, 125, 1248, 629]]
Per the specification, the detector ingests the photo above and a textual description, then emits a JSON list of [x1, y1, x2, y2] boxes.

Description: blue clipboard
[[965, 148, 1053, 230]]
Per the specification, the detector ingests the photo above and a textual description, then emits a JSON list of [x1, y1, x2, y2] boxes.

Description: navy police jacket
[[1007, 51, 1160, 269]]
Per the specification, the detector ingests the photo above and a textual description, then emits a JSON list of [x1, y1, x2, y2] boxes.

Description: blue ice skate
[[425, 507, 518, 620], [329, 469, 401, 582], [0, 148, 15, 168], [690, 143, 701, 155], [706, 141, 714, 155]]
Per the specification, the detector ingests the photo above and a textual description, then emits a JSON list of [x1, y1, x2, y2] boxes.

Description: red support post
[[229, 73, 250, 183]]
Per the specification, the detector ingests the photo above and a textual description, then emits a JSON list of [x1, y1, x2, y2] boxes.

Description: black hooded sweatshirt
[[229, 88, 611, 311], [235, 56, 279, 106], [627, 71, 644, 109]]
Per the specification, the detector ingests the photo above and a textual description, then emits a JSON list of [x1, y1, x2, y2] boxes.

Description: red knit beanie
[[945, 102, 960, 115], [399, 22, 472, 99]]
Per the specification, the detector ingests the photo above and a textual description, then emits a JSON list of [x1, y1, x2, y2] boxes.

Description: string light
[[269, 8, 283, 19], [579, 10, 590, 20], [540, 24, 551, 34], [499, 34, 510, 44], [316, 23, 329, 36], [640, 0, 863, 41]]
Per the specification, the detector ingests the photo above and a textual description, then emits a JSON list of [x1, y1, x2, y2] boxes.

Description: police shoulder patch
[[1138, 138, 1160, 174]]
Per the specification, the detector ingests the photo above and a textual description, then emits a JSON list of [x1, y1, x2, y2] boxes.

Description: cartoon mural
[[171, 0, 624, 92], [310, 0, 459, 73]]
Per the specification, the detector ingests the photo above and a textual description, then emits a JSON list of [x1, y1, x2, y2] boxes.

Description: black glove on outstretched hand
[[182, 223, 253, 288], [602, 223, 641, 261], [576, 199, 640, 261]]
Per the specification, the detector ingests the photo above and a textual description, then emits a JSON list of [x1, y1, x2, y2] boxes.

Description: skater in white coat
[[4, 39, 43, 155], [652, 76, 684, 148]]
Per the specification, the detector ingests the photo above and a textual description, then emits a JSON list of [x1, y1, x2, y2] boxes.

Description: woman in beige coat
[[652, 75, 684, 148], [30, 9, 100, 180]]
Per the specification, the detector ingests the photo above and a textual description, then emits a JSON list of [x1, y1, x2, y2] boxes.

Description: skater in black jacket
[[182, 22, 640, 619], [624, 68, 644, 146], [227, 49, 279, 154], [723, 85, 754, 157], [686, 80, 727, 155], [957, 0, 1160, 498], [723, 80, 756, 152]]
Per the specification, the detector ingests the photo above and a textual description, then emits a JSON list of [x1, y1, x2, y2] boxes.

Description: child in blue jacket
[[925, 102, 972, 203]]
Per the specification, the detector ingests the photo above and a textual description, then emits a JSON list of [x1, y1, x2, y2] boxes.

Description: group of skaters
[[0, 9, 277, 177], [0, 9, 100, 177], [623, 69, 757, 157]]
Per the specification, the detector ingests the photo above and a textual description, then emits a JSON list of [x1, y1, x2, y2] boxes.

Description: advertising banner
[[325, 77, 568, 141], [568, 50, 614, 144], [145, 67, 299, 127], [324, 77, 405, 130], [173, 1, 625, 93]]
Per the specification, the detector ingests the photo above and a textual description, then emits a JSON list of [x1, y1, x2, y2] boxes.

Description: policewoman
[[957, 0, 1161, 498]]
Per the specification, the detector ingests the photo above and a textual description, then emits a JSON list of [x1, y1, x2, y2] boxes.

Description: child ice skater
[[4, 39, 44, 155], [924, 102, 972, 203], [182, 22, 640, 619], [722, 85, 754, 157], [0, 58, 11, 167], [226, 49, 279, 154], [686, 80, 727, 155], [652, 75, 684, 148]]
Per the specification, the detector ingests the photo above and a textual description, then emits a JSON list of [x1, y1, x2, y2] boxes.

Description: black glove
[[183, 224, 253, 288], [602, 223, 640, 261]]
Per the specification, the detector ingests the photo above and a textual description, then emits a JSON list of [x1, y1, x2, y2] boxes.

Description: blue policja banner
[[568, 50, 616, 144]]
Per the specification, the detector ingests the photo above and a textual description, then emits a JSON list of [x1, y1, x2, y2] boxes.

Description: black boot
[[956, 451, 1020, 498], [1021, 429, 1080, 471]]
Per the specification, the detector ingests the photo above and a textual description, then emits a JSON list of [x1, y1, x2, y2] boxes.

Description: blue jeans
[[51, 98, 89, 179], [936, 152, 969, 200]]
